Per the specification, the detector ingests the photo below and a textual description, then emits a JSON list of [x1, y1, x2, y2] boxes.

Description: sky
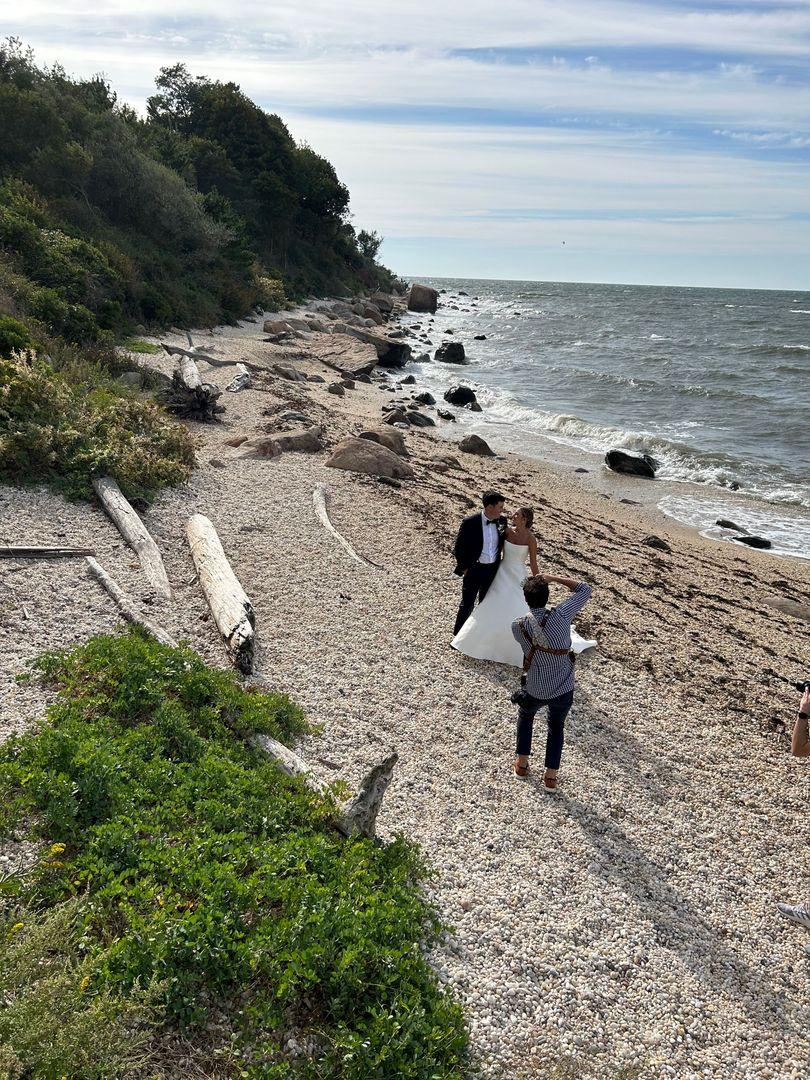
[[7, 2, 810, 289]]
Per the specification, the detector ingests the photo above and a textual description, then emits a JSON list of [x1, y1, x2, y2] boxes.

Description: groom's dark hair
[[522, 575, 550, 609], [481, 490, 505, 508]]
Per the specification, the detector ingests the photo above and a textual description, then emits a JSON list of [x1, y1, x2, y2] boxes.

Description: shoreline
[[1, 307, 809, 1077]]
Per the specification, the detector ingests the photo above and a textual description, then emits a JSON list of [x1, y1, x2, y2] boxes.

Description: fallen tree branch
[[160, 342, 264, 373], [186, 514, 255, 673], [159, 354, 225, 422], [85, 557, 178, 648], [250, 733, 397, 838], [0, 546, 95, 559], [91, 476, 171, 600], [313, 485, 377, 568]]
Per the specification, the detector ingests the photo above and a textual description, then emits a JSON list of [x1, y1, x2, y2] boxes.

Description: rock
[[415, 352, 431, 364], [326, 437, 414, 479], [383, 407, 409, 426], [435, 342, 466, 364], [356, 373, 372, 384], [620, 498, 641, 505], [474, 334, 487, 340], [459, 434, 495, 456], [716, 519, 743, 531], [263, 319, 290, 334], [331, 322, 412, 367], [444, 328, 454, 335], [437, 409, 456, 422], [284, 317, 313, 331], [407, 283, 439, 313], [762, 596, 810, 622], [307, 335, 378, 377], [360, 303, 384, 324], [732, 535, 772, 549], [359, 428, 407, 457], [414, 391, 436, 406], [223, 435, 249, 447], [605, 449, 659, 478], [208, 458, 227, 468], [436, 454, 462, 469], [327, 382, 346, 397], [641, 535, 671, 552], [370, 291, 395, 313], [376, 476, 401, 488], [444, 385, 477, 407], [400, 374, 416, 385], [341, 378, 356, 389], [467, 401, 482, 412], [407, 411, 436, 428], [118, 371, 143, 389], [308, 374, 326, 383], [574, 468, 589, 474], [278, 410, 313, 424], [238, 426, 325, 456], [273, 364, 308, 382]]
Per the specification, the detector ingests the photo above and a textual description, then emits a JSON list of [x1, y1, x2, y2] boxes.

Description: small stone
[[327, 382, 345, 396]]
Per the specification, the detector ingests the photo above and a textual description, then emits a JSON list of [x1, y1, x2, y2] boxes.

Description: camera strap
[[520, 613, 574, 673]]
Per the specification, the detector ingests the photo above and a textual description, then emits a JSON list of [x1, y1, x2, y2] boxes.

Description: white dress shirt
[[479, 511, 499, 564]]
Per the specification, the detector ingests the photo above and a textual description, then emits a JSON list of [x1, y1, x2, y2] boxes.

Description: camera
[[510, 687, 538, 709], [794, 679, 810, 692]]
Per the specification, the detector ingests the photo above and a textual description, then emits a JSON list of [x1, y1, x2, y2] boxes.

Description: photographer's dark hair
[[519, 506, 534, 529], [522, 574, 549, 609], [482, 490, 505, 508]]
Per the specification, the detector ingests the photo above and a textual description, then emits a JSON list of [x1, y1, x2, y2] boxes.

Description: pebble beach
[[1, 308, 808, 1079]]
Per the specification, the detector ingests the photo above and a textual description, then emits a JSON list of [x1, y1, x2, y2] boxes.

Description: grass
[[120, 338, 161, 354], [0, 630, 468, 1078]]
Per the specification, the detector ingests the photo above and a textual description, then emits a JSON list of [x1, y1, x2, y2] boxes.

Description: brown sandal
[[514, 758, 529, 777]]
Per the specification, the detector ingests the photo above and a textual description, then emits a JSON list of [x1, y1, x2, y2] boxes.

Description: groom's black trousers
[[454, 562, 499, 635]]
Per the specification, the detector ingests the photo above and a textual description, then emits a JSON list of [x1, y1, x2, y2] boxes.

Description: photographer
[[776, 684, 810, 959], [511, 574, 592, 791], [790, 685, 810, 757]]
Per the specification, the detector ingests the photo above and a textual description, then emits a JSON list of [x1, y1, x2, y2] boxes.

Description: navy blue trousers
[[515, 690, 574, 769]]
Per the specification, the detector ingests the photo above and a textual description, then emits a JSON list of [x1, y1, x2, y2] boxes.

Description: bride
[[452, 507, 597, 665]]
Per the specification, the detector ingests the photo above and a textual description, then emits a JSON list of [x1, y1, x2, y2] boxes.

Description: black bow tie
[[485, 519, 498, 526]]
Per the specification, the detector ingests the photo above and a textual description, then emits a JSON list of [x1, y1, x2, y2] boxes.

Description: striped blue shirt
[[511, 582, 592, 699]]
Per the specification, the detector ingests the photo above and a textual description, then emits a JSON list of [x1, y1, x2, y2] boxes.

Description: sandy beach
[[1, 312, 808, 1079]]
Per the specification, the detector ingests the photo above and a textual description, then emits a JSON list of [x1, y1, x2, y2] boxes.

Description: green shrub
[[0, 351, 194, 500], [0, 631, 467, 1077], [255, 272, 287, 311], [0, 315, 34, 357]]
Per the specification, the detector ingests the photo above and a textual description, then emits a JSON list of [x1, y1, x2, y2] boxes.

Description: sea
[[401, 278, 810, 560]]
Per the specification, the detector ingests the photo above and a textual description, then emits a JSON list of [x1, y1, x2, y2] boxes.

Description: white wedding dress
[[452, 541, 597, 667]]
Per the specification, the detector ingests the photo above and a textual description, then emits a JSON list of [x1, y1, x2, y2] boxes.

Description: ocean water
[[402, 278, 810, 559]]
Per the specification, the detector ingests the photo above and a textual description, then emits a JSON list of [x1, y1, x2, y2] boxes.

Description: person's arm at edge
[[548, 578, 592, 621], [791, 689, 810, 757]]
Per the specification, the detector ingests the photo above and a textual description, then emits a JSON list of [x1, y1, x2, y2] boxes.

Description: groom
[[452, 490, 507, 634]]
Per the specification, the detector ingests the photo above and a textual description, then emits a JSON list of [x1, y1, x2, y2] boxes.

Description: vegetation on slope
[[0, 631, 467, 1078]]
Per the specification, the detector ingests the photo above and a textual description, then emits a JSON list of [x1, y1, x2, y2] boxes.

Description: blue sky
[[9, 1, 810, 289]]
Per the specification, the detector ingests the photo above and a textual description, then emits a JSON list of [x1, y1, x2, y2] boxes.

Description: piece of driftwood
[[0, 546, 95, 559], [186, 514, 255, 673], [159, 353, 225, 422], [250, 733, 397, 838], [161, 341, 263, 373], [91, 476, 171, 600], [313, 485, 376, 567], [225, 363, 251, 392], [85, 557, 178, 648]]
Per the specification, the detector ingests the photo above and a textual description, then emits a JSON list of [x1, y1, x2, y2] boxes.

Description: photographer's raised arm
[[791, 689, 810, 758]]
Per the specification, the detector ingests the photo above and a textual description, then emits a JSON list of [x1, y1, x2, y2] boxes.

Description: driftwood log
[[0, 546, 95, 559], [251, 733, 397, 839], [186, 514, 255, 673], [91, 477, 171, 600], [85, 557, 178, 648], [225, 363, 251, 392], [313, 485, 375, 567], [161, 342, 264, 373], [159, 353, 225, 421]]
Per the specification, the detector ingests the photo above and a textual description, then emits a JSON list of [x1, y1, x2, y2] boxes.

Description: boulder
[[459, 434, 495, 456], [371, 292, 395, 313], [407, 411, 436, 428], [118, 371, 144, 389], [436, 454, 462, 469], [273, 364, 308, 382], [407, 283, 439, 314], [307, 335, 378, 377], [238, 426, 325, 457], [732, 535, 772, 549], [278, 410, 313, 424], [414, 391, 436, 406], [285, 317, 313, 331], [331, 323, 412, 367], [435, 342, 466, 364], [399, 374, 416, 385], [359, 428, 407, 457], [415, 352, 431, 364], [467, 401, 483, 412], [341, 378, 356, 389], [474, 334, 487, 340], [263, 319, 289, 334], [605, 450, 659, 479], [641, 535, 671, 552], [383, 407, 409, 426], [308, 374, 326, 383], [444, 385, 477, 407], [716, 519, 743, 531], [762, 596, 810, 623], [437, 409, 457, 422], [326, 437, 414, 479], [327, 382, 345, 396]]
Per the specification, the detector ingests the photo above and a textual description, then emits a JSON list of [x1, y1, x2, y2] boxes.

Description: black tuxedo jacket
[[453, 512, 506, 576]]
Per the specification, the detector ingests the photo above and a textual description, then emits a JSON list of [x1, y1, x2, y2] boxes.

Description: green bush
[[0, 631, 467, 1077], [0, 314, 34, 357], [255, 272, 287, 311], [0, 351, 194, 500]]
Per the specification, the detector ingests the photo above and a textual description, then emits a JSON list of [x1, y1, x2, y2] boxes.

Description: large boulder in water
[[435, 341, 466, 364], [327, 437, 414, 479], [444, 385, 477, 407], [605, 449, 659, 479], [732, 535, 772, 550], [407, 283, 438, 314]]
